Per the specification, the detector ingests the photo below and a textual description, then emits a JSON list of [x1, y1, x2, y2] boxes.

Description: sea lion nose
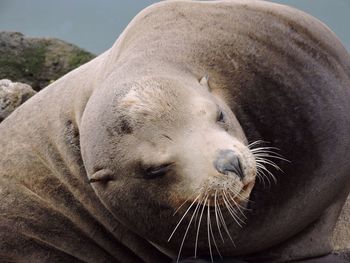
[[214, 149, 244, 180]]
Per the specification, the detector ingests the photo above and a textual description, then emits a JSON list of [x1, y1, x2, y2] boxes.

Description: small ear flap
[[199, 75, 211, 91], [88, 169, 113, 184]]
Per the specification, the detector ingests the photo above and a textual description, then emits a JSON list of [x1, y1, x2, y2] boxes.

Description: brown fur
[[0, 1, 349, 262]]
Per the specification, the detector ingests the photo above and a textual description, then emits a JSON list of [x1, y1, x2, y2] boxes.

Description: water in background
[[0, 0, 349, 54]]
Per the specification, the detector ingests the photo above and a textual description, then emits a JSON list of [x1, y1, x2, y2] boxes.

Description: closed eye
[[143, 162, 174, 179]]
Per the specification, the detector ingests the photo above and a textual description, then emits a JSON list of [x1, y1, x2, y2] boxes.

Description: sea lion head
[[80, 75, 261, 256]]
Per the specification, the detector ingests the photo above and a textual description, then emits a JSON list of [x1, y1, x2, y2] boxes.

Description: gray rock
[[0, 79, 36, 122], [0, 31, 95, 91]]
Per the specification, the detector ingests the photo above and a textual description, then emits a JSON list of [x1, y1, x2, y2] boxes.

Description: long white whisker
[[192, 193, 205, 256], [217, 191, 235, 245], [256, 163, 277, 184], [227, 190, 252, 211], [247, 140, 268, 149], [168, 194, 201, 242], [250, 142, 290, 163], [208, 200, 222, 259], [207, 199, 214, 263], [250, 145, 279, 150], [229, 187, 247, 201], [173, 191, 198, 216], [223, 200, 242, 228], [193, 196, 202, 229], [256, 170, 268, 187], [255, 157, 283, 171], [214, 191, 225, 243], [176, 195, 202, 263], [254, 153, 289, 162], [251, 147, 280, 153], [256, 166, 273, 186], [223, 193, 245, 227], [227, 192, 248, 218], [195, 194, 208, 259]]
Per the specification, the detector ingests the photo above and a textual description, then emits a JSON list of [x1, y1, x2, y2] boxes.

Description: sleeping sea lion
[[1, 0, 349, 262]]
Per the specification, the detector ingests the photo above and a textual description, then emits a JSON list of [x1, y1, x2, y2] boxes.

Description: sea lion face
[[80, 76, 257, 253], [118, 76, 257, 205]]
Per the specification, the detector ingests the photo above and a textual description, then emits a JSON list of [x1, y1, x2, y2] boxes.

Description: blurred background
[[1, 0, 349, 54]]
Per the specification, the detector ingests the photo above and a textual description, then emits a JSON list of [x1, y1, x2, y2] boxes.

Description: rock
[[0, 79, 36, 122], [0, 32, 95, 91]]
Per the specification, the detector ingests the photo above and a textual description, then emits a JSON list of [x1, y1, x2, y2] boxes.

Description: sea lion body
[[1, 0, 350, 262]]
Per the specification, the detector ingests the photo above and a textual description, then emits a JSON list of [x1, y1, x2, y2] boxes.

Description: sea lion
[[0, 0, 350, 262]]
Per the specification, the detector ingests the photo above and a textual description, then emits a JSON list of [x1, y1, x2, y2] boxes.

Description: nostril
[[214, 149, 244, 180]]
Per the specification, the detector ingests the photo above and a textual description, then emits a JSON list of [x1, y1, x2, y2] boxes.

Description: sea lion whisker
[[228, 190, 252, 212], [228, 189, 252, 211], [225, 190, 250, 217], [255, 161, 276, 177], [223, 200, 243, 229], [255, 156, 279, 165], [228, 187, 247, 201], [217, 190, 235, 245], [256, 170, 268, 187], [251, 148, 287, 159], [223, 192, 245, 226], [250, 144, 279, 150], [194, 190, 208, 227], [195, 194, 208, 259], [207, 199, 214, 263], [193, 192, 205, 236], [227, 192, 248, 217], [255, 157, 283, 172], [251, 148, 290, 163], [222, 194, 243, 228], [168, 194, 201, 242], [254, 153, 289, 163], [176, 194, 202, 263], [254, 153, 282, 159], [252, 151, 286, 161], [214, 190, 225, 243], [255, 163, 277, 184], [255, 165, 273, 186], [247, 140, 268, 149], [251, 148, 282, 155], [253, 152, 284, 160], [208, 198, 222, 259], [250, 146, 280, 151], [173, 191, 200, 216]]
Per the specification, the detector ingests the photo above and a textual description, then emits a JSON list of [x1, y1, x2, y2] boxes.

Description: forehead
[[119, 78, 217, 123]]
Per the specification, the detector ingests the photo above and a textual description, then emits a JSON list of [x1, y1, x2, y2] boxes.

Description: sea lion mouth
[[204, 180, 255, 208], [174, 179, 255, 214]]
